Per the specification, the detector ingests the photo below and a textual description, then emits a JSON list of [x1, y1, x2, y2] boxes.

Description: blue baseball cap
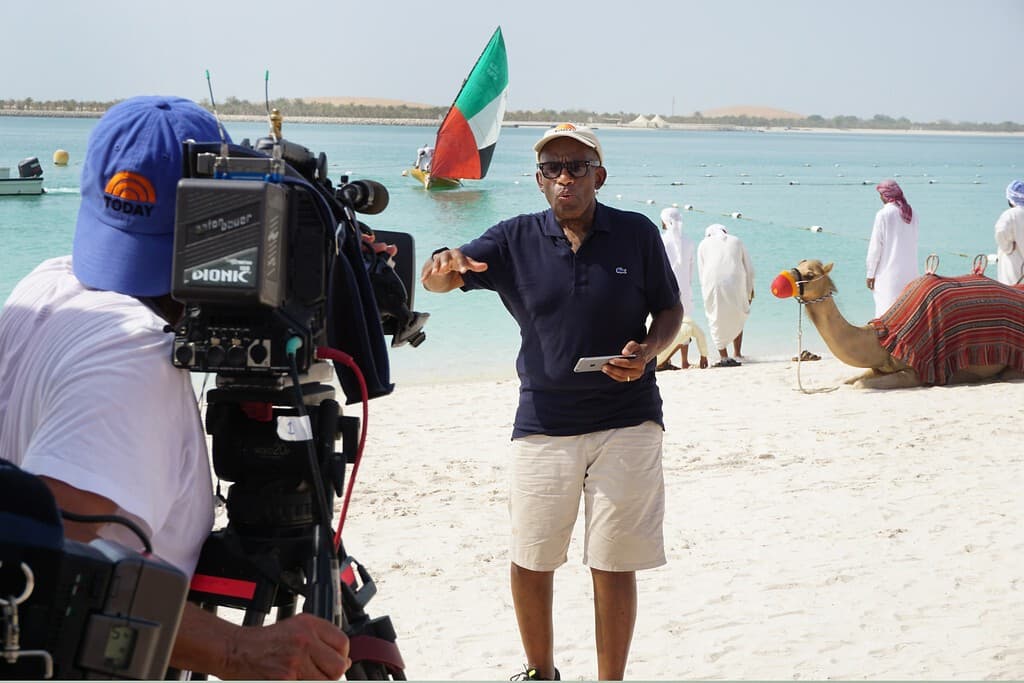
[[72, 96, 228, 296]]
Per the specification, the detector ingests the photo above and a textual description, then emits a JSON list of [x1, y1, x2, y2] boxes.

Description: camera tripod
[[177, 375, 405, 680]]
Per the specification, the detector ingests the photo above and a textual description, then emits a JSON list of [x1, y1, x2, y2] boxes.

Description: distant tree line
[[2, 97, 1022, 133]]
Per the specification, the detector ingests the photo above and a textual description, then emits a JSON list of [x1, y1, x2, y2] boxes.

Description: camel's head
[[770, 260, 837, 301]]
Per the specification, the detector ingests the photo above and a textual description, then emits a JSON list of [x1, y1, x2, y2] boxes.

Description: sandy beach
[[339, 356, 1024, 680]]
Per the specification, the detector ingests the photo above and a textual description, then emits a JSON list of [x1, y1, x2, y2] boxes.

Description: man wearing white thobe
[[697, 224, 754, 365], [657, 207, 708, 369], [995, 180, 1024, 286], [866, 180, 919, 318]]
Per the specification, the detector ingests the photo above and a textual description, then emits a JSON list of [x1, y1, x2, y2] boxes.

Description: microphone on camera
[[339, 179, 389, 215]]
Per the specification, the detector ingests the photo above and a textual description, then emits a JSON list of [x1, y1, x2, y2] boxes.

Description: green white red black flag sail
[[429, 27, 509, 181]]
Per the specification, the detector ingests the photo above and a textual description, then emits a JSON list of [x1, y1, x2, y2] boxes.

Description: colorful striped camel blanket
[[869, 274, 1024, 385]]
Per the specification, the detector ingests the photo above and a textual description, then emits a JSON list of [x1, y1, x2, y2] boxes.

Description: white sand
[[340, 357, 1024, 680]]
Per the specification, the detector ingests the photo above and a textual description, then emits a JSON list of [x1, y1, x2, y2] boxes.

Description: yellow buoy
[[53, 149, 70, 166]]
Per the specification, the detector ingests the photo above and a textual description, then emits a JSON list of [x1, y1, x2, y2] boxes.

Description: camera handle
[[1, 561, 54, 679], [176, 382, 405, 680]]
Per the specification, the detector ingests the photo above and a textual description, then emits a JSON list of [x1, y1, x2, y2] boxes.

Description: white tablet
[[573, 354, 637, 373]]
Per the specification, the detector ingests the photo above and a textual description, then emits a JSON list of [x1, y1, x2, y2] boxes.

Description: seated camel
[[770, 259, 1024, 389]]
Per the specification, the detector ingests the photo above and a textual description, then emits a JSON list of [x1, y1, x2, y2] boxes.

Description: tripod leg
[[338, 551, 406, 680], [240, 578, 282, 626]]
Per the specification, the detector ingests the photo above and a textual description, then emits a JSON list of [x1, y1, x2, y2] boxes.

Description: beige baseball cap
[[533, 123, 603, 164]]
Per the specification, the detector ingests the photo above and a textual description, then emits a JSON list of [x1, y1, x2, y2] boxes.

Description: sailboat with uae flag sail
[[407, 27, 508, 190]]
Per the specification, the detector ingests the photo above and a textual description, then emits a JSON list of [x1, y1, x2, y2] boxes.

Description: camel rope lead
[[796, 305, 838, 394]]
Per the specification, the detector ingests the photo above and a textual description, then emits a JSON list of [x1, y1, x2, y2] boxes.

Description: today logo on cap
[[105, 171, 156, 202], [102, 171, 156, 217]]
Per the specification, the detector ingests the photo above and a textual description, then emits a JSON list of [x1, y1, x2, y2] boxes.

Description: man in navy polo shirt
[[421, 124, 683, 681]]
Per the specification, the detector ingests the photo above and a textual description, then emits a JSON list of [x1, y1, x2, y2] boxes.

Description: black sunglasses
[[536, 160, 602, 180]]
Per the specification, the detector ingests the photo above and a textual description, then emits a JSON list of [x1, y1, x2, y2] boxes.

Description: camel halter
[[790, 269, 835, 305], [795, 291, 834, 305]]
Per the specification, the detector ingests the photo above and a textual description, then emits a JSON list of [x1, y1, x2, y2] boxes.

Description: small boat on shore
[[0, 157, 44, 196], [407, 27, 508, 190]]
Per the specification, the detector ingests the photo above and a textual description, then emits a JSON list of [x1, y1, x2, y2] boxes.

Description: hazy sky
[[7, 0, 1022, 123]]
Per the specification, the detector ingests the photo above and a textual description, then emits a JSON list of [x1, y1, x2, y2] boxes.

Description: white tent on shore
[[627, 114, 651, 127], [650, 114, 670, 128]]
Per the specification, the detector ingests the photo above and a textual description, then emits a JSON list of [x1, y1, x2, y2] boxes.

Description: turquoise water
[[2, 116, 1021, 385]]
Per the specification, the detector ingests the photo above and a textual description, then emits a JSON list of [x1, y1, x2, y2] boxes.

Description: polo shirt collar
[[540, 202, 611, 242]]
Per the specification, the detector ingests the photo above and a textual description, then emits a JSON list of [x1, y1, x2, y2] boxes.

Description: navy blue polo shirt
[[459, 202, 680, 438]]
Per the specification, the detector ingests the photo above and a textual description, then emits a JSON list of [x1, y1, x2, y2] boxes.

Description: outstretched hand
[[420, 247, 488, 293]]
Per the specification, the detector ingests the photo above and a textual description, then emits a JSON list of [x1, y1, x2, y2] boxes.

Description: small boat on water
[[408, 26, 508, 190], [0, 157, 44, 196]]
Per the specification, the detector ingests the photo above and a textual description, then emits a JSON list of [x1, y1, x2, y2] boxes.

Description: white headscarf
[[704, 223, 728, 240], [661, 207, 696, 314], [661, 207, 683, 233], [660, 207, 684, 258]]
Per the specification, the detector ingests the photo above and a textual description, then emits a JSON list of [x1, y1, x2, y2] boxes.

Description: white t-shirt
[[0, 257, 214, 575]]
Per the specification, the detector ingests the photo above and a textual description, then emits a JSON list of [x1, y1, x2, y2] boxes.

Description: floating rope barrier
[[658, 178, 987, 188], [615, 193, 979, 265]]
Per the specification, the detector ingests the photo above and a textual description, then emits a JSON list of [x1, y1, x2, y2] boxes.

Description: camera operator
[[0, 96, 351, 679]]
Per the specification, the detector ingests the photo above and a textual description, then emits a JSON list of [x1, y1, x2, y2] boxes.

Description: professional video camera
[[170, 119, 427, 380], [165, 111, 421, 679], [0, 459, 187, 680]]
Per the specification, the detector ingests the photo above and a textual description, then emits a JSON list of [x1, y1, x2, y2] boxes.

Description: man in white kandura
[[994, 179, 1024, 286], [866, 179, 919, 317], [657, 207, 708, 370], [697, 224, 754, 367]]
